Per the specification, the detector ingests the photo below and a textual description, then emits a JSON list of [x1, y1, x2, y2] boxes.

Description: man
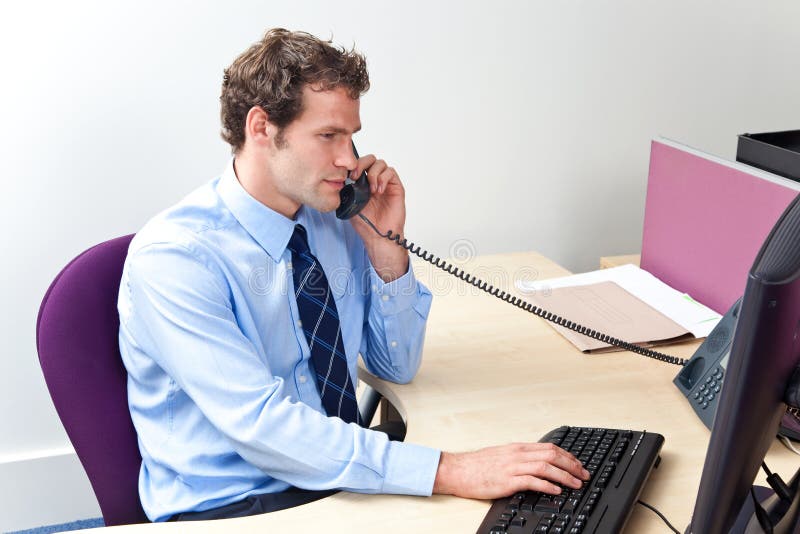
[[118, 28, 589, 522]]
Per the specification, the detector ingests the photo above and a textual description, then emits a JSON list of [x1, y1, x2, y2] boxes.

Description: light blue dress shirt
[[118, 160, 439, 521]]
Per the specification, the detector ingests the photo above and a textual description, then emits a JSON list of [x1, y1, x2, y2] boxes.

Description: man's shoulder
[[128, 178, 235, 262]]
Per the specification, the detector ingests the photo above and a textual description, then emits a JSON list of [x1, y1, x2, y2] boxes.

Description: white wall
[[2, 0, 799, 529]]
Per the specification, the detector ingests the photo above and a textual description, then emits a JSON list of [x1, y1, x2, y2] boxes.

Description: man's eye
[[320, 133, 335, 139]]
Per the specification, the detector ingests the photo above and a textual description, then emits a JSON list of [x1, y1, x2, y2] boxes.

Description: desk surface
[[97, 251, 798, 533]]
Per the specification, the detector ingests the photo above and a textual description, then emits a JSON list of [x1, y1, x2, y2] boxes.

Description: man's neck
[[233, 150, 298, 219]]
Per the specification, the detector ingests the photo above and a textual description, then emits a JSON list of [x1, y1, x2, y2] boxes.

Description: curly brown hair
[[220, 28, 370, 152]]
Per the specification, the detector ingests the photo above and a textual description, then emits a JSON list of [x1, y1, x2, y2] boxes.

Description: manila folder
[[526, 280, 692, 353]]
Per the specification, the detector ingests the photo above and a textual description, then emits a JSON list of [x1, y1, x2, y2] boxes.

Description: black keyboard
[[476, 426, 664, 534]]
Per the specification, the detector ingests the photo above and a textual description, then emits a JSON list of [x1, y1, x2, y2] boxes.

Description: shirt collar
[[217, 158, 308, 262]]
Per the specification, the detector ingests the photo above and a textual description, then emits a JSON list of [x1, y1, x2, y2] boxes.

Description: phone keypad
[[693, 366, 724, 409]]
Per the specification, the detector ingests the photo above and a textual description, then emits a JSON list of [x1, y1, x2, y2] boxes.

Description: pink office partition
[[640, 138, 799, 314]]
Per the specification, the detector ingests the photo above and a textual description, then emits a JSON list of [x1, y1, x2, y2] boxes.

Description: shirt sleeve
[[121, 242, 440, 496], [359, 254, 434, 385]]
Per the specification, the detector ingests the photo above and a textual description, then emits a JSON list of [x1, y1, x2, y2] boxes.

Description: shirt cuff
[[368, 263, 421, 316], [381, 441, 441, 496]]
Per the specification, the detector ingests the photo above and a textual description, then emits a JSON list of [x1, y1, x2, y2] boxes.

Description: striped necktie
[[287, 224, 360, 425]]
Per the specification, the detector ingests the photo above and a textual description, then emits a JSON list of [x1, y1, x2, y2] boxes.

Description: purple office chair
[[36, 234, 148, 526]]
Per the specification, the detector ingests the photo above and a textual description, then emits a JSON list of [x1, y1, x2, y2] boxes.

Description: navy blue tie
[[287, 224, 360, 425]]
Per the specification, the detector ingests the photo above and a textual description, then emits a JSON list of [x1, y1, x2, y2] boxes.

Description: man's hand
[[433, 443, 590, 500], [349, 154, 409, 282]]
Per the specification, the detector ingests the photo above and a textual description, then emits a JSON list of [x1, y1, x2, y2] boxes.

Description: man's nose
[[336, 140, 358, 173]]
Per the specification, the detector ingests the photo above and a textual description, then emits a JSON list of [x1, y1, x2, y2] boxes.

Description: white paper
[[515, 264, 721, 338]]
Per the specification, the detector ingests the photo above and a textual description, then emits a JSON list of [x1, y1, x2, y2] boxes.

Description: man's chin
[[304, 197, 340, 214]]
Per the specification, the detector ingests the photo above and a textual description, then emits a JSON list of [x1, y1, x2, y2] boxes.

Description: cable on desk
[[636, 500, 680, 533], [359, 213, 689, 367]]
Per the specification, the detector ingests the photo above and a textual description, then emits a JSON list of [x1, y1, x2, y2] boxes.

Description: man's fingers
[[352, 154, 377, 181], [515, 443, 589, 480], [351, 155, 403, 196], [514, 475, 562, 495], [375, 166, 399, 194], [517, 461, 584, 489], [365, 159, 387, 193]]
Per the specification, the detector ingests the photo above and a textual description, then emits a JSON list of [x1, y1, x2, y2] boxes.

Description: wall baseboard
[[0, 451, 101, 533]]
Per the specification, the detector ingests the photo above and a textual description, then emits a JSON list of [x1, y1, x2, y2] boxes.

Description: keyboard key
[[520, 501, 534, 512], [563, 497, 581, 513], [535, 496, 560, 513]]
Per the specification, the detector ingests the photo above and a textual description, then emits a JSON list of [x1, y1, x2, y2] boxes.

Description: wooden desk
[[599, 254, 641, 269], [96, 252, 798, 533]]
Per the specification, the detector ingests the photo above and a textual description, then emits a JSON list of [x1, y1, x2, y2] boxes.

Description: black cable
[[761, 461, 792, 503], [762, 461, 774, 477], [359, 213, 689, 367], [751, 487, 774, 533], [636, 500, 680, 533]]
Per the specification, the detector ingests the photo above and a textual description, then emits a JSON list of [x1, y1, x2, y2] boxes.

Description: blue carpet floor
[[6, 517, 104, 534]]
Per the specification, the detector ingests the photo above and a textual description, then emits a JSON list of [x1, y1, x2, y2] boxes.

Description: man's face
[[265, 86, 361, 217]]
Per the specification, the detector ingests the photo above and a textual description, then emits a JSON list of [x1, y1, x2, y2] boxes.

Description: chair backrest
[[36, 234, 148, 526]]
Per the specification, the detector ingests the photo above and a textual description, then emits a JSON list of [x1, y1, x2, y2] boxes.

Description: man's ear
[[244, 106, 278, 147]]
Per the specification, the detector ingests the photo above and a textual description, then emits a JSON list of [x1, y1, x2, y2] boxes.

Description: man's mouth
[[323, 179, 345, 190]]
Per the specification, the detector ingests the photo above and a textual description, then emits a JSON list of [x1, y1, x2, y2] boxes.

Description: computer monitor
[[687, 192, 800, 533]]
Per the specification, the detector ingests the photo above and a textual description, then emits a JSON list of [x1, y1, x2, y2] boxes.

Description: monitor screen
[[688, 192, 800, 533]]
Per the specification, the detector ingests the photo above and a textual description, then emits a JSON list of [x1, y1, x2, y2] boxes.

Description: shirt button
[[372, 285, 378, 292], [298, 375, 307, 384], [296, 319, 302, 328], [287, 261, 293, 270], [381, 294, 389, 301], [390, 341, 398, 348]]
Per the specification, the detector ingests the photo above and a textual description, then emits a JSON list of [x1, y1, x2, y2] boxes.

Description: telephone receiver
[[335, 142, 371, 220]]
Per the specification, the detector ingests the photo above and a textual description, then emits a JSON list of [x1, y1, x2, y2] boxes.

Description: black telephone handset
[[335, 143, 371, 220]]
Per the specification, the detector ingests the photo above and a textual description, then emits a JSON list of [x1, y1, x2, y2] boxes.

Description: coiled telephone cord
[[358, 214, 688, 367]]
